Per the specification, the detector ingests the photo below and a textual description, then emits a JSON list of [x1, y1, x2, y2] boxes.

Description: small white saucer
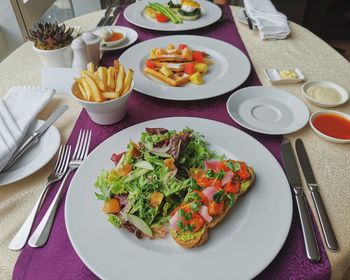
[[226, 86, 310, 135], [0, 120, 60, 186]]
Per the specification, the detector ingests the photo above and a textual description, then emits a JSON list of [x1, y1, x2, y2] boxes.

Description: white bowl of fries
[[72, 60, 134, 125]]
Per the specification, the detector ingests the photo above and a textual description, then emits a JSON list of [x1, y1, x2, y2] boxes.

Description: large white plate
[[119, 35, 251, 101], [124, 0, 222, 32], [86, 26, 138, 52], [227, 86, 310, 135], [0, 120, 60, 186], [65, 117, 292, 280]]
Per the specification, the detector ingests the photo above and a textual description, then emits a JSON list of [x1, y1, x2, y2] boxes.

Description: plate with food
[[87, 26, 138, 51], [124, 0, 222, 31], [65, 117, 292, 280], [118, 35, 251, 100]]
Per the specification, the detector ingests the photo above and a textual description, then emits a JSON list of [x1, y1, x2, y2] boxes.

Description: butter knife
[[281, 138, 320, 262], [3, 105, 68, 171], [295, 139, 339, 250]]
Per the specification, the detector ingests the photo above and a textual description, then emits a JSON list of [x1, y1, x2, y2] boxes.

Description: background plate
[[124, 0, 222, 32], [0, 120, 60, 186], [119, 35, 251, 101], [65, 117, 292, 280]]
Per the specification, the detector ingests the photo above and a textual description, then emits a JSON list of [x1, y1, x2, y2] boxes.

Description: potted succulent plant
[[29, 21, 74, 67]]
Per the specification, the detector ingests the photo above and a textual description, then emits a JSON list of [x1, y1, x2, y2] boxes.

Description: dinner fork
[[8, 145, 71, 251], [28, 129, 92, 248]]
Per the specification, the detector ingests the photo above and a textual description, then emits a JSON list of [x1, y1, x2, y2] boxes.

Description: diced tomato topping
[[238, 162, 250, 179], [146, 60, 156, 69], [155, 12, 169, 22], [219, 161, 231, 172], [187, 213, 204, 232], [224, 181, 240, 194], [193, 51, 204, 62], [195, 176, 221, 189], [183, 63, 196, 75], [194, 190, 209, 205], [178, 44, 188, 50], [208, 201, 224, 216]]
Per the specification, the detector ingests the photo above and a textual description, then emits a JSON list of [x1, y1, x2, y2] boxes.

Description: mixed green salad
[[94, 127, 217, 238]]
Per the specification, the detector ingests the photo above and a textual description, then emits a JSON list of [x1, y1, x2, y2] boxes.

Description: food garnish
[[94, 127, 255, 247], [143, 44, 212, 87]]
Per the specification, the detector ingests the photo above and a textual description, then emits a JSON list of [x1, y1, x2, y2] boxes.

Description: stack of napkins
[[244, 0, 291, 40], [0, 86, 55, 172]]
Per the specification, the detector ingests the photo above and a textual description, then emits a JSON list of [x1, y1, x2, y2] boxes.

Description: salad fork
[[28, 129, 92, 248], [9, 145, 71, 251]]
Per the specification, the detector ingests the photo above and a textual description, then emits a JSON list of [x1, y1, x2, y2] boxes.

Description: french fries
[[73, 60, 134, 102]]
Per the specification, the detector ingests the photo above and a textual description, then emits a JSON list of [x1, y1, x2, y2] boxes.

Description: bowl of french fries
[[72, 60, 134, 125]]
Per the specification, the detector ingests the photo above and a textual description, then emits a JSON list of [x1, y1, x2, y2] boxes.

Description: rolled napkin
[[244, 0, 291, 40], [0, 86, 55, 171]]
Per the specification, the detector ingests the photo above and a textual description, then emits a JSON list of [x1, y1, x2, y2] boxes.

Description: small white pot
[[33, 43, 73, 68], [72, 81, 134, 125]]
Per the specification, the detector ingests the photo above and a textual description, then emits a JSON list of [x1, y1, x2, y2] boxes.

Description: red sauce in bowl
[[312, 113, 350, 140], [105, 32, 124, 42]]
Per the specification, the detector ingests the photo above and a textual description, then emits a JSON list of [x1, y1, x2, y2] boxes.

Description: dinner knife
[[281, 138, 320, 262], [96, 6, 113, 27], [3, 105, 68, 171], [295, 139, 339, 251], [243, 10, 253, 30], [104, 3, 121, 26]]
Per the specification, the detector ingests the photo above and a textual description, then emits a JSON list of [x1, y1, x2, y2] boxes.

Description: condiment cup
[[102, 30, 126, 47], [309, 110, 350, 144], [302, 80, 348, 108], [71, 81, 134, 125]]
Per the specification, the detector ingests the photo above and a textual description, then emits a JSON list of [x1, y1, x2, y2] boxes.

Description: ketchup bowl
[[310, 110, 350, 143]]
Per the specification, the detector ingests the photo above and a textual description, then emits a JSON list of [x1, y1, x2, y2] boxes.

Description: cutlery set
[[96, 2, 121, 28], [9, 129, 92, 250], [282, 138, 338, 262]]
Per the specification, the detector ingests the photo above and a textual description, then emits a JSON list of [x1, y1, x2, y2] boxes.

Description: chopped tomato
[[155, 12, 169, 22], [186, 213, 204, 232], [195, 176, 221, 188], [146, 60, 156, 69], [238, 162, 250, 179], [208, 201, 224, 216], [193, 51, 204, 62], [164, 158, 176, 170], [219, 161, 231, 172], [116, 164, 133, 176], [194, 190, 209, 205], [183, 63, 196, 75], [224, 181, 240, 194], [178, 44, 188, 49]]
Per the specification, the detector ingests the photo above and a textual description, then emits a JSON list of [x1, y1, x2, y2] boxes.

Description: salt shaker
[[82, 32, 101, 66], [71, 37, 91, 69]]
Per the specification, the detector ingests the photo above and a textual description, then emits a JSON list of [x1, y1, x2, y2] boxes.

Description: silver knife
[[295, 139, 339, 251], [3, 105, 68, 171], [96, 6, 113, 27], [281, 138, 320, 262], [104, 3, 121, 26]]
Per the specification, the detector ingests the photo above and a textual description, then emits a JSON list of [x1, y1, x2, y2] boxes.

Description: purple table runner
[[14, 6, 330, 280]]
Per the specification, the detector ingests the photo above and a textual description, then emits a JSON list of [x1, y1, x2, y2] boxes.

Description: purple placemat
[[13, 6, 331, 280]]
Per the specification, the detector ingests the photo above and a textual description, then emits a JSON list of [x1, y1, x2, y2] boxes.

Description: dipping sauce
[[312, 113, 350, 139], [306, 85, 341, 104], [105, 32, 124, 42]]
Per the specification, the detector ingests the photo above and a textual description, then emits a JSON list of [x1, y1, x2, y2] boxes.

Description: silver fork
[[28, 129, 92, 248], [9, 145, 71, 251]]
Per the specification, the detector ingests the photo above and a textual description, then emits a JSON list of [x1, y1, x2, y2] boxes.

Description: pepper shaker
[[71, 37, 91, 69], [82, 32, 101, 66]]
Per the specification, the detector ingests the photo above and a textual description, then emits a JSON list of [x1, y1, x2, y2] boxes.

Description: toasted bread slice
[[170, 227, 208, 248], [208, 167, 255, 228]]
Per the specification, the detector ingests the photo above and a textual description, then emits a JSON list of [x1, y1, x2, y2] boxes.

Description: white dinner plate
[[87, 26, 138, 52], [124, 0, 222, 32], [65, 117, 292, 280], [227, 86, 310, 135], [119, 35, 251, 101], [0, 120, 60, 186]]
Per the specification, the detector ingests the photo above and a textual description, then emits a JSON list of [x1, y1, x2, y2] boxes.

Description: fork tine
[[52, 145, 64, 172], [76, 130, 88, 160], [72, 130, 84, 159], [58, 145, 71, 173], [79, 130, 91, 160], [82, 130, 92, 159], [55, 145, 67, 173]]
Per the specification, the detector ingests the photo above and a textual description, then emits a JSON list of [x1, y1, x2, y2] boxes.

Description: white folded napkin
[[244, 0, 291, 40], [0, 86, 55, 171]]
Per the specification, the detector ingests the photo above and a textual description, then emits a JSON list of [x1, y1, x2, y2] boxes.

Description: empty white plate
[[0, 120, 60, 186], [226, 86, 309, 135]]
